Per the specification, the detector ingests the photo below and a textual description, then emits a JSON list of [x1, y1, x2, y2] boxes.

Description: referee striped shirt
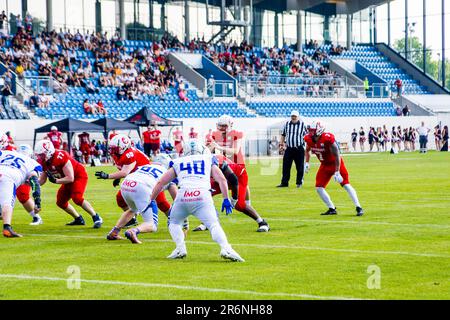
[[282, 120, 306, 148]]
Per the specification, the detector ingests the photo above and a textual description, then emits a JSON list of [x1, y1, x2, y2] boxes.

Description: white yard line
[[0, 274, 366, 300], [27, 234, 450, 259], [267, 218, 450, 229]]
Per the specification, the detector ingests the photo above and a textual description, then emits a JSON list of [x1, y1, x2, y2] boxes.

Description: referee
[[277, 110, 307, 188]]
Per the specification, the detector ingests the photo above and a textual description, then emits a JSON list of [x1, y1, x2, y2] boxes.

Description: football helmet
[[309, 120, 325, 137], [152, 153, 172, 169], [183, 139, 210, 156], [217, 115, 233, 132], [0, 131, 8, 150], [34, 140, 55, 162], [51, 126, 58, 131], [109, 134, 131, 156]]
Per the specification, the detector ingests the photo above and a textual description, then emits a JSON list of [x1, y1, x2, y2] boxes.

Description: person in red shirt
[[94, 134, 173, 234], [207, 115, 245, 167], [142, 126, 153, 157], [47, 126, 63, 149], [304, 121, 364, 216], [149, 126, 161, 156], [34, 139, 103, 227], [78, 131, 91, 164], [194, 154, 270, 233], [188, 127, 198, 139], [394, 78, 403, 98], [205, 129, 213, 145], [109, 130, 118, 141]]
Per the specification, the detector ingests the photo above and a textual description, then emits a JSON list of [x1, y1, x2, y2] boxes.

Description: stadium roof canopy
[[167, 0, 388, 15]]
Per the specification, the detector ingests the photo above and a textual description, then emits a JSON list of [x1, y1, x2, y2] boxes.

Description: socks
[[316, 187, 335, 209], [256, 217, 263, 224], [28, 210, 37, 218], [169, 223, 186, 251], [209, 223, 231, 251], [343, 184, 361, 208]]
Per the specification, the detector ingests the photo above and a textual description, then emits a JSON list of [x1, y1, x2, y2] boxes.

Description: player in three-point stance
[[304, 121, 364, 216], [0, 132, 43, 237], [150, 140, 244, 262], [34, 139, 103, 227]]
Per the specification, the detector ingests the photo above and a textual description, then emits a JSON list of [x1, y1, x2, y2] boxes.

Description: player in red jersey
[[47, 126, 63, 149], [94, 134, 175, 236], [1, 141, 43, 225], [304, 121, 364, 216], [207, 115, 245, 167], [188, 127, 198, 139], [78, 131, 91, 164], [34, 139, 103, 226], [193, 154, 270, 232]]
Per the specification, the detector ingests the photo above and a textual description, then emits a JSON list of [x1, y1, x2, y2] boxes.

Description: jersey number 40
[[180, 160, 205, 175]]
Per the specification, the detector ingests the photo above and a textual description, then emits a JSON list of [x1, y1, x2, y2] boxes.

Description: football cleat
[[356, 207, 365, 217], [106, 227, 123, 240], [124, 216, 138, 228], [257, 220, 270, 232], [193, 223, 208, 232], [3, 228, 22, 238], [321, 208, 337, 216], [167, 248, 187, 259], [30, 216, 43, 225], [220, 248, 245, 262], [66, 216, 86, 226], [92, 214, 103, 229], [125, 228, 142, 244], [276, 184, 288, 188]]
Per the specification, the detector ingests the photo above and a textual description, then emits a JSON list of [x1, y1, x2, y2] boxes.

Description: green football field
[[0, 152, 449, 300]]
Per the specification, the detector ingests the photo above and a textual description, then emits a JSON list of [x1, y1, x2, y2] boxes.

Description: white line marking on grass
[[267, 218, 450, 229], [28, 234, 450, 259], [0, 274, 366, 300]]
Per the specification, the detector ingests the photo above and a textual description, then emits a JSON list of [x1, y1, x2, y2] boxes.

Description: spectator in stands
[[116, 86, 126, 101], [402, 105, 410, 116], [47, 126, 63, 149], [15, 62, 24, 79], [178, 88, 190, 102], [395, 106, 402, 116], [96, 99, 107, 116], [441, 125, 448, 151], [363, 77, 369, 97], [29, 90, 40, 110], [0, 11, 7, 35], [394, 78, 403, 97], [1, 81, 12, 108], [83, 98, 98, 115], [85, 80, 100, 94]]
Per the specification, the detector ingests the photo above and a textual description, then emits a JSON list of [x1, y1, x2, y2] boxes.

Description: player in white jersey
[[106, 162, 173, 244], [149, 139, 244, 262], [0, 136, 43, 237]]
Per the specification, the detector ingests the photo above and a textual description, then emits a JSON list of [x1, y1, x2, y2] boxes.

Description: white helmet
[[51, 126, 58, 131], [183, 139, 210, 156], [109, 134, 131, 156], [0, 131, 8, 150], [152, 153, 172, 169], [309, 120, 326, 137], [18, 144, 33, 158], [217, 114, 233, 132], [34, 139, 55, 162]]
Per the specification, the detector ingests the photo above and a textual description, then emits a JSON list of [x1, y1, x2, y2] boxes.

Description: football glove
[[113, 178, 121, 187], [46, 171, 57, 184], [334, 171, 344, 184], [95, 171, 109, 179], [304, 162, 310, 173], [221, 199, 233, 215]]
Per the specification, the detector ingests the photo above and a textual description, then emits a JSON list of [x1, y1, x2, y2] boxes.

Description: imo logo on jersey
[[123, 180, 137, 188], [184, 190, 201, 197]]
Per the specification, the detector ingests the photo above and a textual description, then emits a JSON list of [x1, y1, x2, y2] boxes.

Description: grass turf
[[0, 151, 449, 300]]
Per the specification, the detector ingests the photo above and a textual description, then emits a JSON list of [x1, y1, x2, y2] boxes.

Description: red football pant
[[16, 184, 31, 204], [211, 170, 248, 212], [116, 190, 171, 213], [315, 158, 350, 188], [80, 143, 91, 155], [56, 174, 88, 209]]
